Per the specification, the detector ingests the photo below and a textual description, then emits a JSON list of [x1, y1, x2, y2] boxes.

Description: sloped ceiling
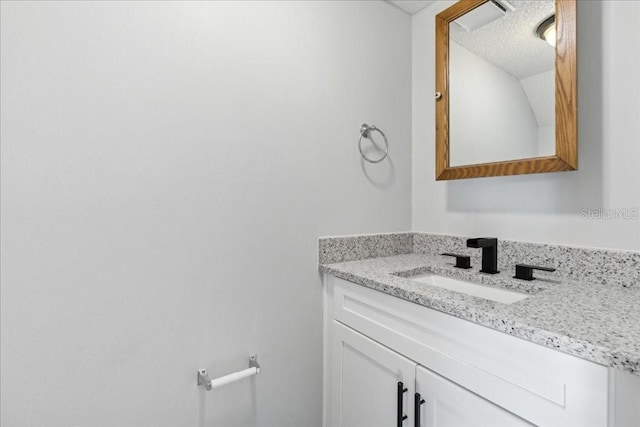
[[387, 0, 434, 15]]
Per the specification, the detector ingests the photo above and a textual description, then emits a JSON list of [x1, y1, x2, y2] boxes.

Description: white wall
[[537, 125, 555, 157], [521, 69, 555, 157], [449, 41, 539, 166], [412, 0, 640, 251], [0, 2, 412, 426]]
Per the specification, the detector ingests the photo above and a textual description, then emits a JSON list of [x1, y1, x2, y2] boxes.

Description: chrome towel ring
[[359, 123, 389, 163]]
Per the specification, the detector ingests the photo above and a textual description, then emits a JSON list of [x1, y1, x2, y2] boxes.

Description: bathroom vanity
[[319, 233, 640, 427]]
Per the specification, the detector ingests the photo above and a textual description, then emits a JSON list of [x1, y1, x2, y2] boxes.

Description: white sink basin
[[410, 272, 528, 304]]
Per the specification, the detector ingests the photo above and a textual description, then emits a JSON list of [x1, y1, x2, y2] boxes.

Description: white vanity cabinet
[[323, 275, 640, 427], [415, 364, 533, 426], [330, 322, 415, 427], [330, 320, 532, 427]]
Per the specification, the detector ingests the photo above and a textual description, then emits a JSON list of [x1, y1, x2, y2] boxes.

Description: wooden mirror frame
[[435, 0, 577, 180]]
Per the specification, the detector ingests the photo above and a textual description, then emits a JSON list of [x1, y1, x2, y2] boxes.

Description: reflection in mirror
[[448, 0, 555, 167]]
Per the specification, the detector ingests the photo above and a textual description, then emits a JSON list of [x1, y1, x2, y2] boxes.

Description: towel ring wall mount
[[359, 123, 389, 163]]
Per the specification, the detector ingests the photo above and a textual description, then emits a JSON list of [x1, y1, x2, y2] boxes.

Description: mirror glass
[[448, 0, 556, 167]]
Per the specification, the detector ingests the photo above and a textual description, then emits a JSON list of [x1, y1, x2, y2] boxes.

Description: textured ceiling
[[450, 0, 555, 79], [387, 0, 434, 15]]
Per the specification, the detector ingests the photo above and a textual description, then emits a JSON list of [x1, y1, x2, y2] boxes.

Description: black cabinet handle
[[414, 392, 426, 427], [513, 263, 556, 281], [441, 253, 472, 269], [397, 381, 408, 426]]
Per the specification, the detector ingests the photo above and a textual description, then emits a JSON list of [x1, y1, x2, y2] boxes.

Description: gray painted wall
[[0, 1, 412, 425]]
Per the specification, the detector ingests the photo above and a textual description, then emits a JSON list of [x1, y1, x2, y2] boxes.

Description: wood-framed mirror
[[435, 0, 577, 180]]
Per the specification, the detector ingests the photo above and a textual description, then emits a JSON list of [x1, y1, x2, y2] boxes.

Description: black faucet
[[466, 238, 499, 274]]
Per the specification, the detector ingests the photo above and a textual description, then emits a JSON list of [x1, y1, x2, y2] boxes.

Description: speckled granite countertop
[[320, 253, 640, 376]]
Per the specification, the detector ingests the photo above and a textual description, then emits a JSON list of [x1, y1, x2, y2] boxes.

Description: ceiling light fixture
[[536, 15, 556, 47]]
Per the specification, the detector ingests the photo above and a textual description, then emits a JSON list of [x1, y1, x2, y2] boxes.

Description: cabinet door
[[415, 365, 533, 427], [330, 321, 416, 427]]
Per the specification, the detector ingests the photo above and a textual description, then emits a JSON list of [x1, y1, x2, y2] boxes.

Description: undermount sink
[[409, 272, 528, 304]]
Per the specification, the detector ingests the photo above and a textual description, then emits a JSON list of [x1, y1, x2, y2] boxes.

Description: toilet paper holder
[[197, 354, 261, 391]]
